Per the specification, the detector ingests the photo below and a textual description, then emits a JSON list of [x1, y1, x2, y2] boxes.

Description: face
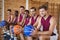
[[30, 9, 36, 16], [7, 11, 11, 15], [25, 11, 28, 17], [39, 8, 47, 17], [20, 8, 25, 13]]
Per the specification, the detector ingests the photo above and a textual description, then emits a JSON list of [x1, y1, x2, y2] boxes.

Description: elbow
[[27, 23, 30, 25], [49, 32, 52, 36], [48, 31, 53, 36]]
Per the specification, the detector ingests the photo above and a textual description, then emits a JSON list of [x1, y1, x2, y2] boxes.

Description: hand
[[20, 23, 22, 25], [19, 27, 23, 32], [31, 30, 38, 36]]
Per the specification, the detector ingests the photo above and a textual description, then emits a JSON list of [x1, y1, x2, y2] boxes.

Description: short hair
[[38, 5, 48, 10], [7, 9, 11, 12], [25, 10, 29, 14], [30, 7, 36, 11], [20, 6, 25, 9], [15, 10, 19, 17]]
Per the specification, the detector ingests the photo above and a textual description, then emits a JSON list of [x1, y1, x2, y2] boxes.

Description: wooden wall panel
[[58, 5, 60, 40], [0, 0, 3, 40], [59, 16, 60, 40], [0, 0, 2, 21], [4, 0, 26, 20], [32, 0, 60, 4]]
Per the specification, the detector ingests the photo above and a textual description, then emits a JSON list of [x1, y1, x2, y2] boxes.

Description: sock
[[14, 37, 17, 40], [6, 30, 10, 35], [11, 34, 14, 38]]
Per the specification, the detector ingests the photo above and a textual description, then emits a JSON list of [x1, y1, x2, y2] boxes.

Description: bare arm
[[33, 17, 39, 27], [27, 18, 31, 25], [21, 15, 25, 26], [10, 15, 14, 23], [12, 15, 15, 23], [31, 17, 41, 35], [38, 17, 56, 36], [18, 14, 25, 26], [17, 14, 20, 24]]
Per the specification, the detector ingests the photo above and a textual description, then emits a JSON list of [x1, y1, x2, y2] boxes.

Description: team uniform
[[24, 16, 30, 26], [19, 13, 25, 26], [40, 15, 58, 40]]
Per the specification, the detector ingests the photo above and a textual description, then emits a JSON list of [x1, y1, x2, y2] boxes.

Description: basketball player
[[32, 5, 58, 40], [24, 10, 30, 26], [7, 9, 14, 24], [3, 9, 14, 40], [13, 10, 19, 25], [18, 6, 25, 40], [10, 10, 19, 40], [28, 7, 38, 26], [26, 7, 38, 40]]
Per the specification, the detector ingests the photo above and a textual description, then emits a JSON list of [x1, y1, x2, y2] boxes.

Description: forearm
[[38, 31, 52, 36], [33, 23, 37, 27], [27, 22, 31, 25], [17, 19, 23, 25], [27, 20, 31, 25]]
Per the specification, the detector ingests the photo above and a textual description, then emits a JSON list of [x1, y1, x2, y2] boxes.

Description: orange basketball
[[14, 25, 22, 35]]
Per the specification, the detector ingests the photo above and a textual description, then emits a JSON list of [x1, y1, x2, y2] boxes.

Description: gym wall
[[0, 0, 2, 21], [4, 0, 26, 20]]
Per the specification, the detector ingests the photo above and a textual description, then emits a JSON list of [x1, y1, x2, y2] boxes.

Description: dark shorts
[[51, 33, 56, 36]]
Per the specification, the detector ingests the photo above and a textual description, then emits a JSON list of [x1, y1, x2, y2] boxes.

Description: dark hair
[[30, 7, 36, 11], [20, 6, 25, 9], [38, 5, 48, 10], [25, 10, 29, 14], [15, 10, 19, 17], [7, 9, 11, 12]]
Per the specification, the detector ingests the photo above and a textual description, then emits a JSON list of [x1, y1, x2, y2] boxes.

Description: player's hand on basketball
[[31, 30, 37, 36], [20, 22, 22, 25], [19, 27, 23, 32]]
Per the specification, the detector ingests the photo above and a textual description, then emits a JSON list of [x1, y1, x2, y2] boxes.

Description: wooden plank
[[0, 0, 2, 1], [0, 0, 2, 21]]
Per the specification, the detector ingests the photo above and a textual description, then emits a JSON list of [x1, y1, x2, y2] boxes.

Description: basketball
[[24, 25, 34, 36], [14, 25, 22, 35], [0, 20, 7, 27]]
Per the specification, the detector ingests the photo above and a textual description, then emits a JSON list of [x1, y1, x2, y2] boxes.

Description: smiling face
[[7, 11, 11, 15], [30, 9, 36, 16], [20, 8, 25, 13], [39, 8, 47, 17], [25, 10, 29, 17], [38, 5, 48, 17]]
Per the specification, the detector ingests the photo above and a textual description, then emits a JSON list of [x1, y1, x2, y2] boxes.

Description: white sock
[[6, 30, 10, 35], [11, 34, 14, 38], [14, 37, 17, 40]]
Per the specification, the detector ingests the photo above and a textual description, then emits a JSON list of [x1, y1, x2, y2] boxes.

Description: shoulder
[[50, 16, 56, 24], [38, 16, 42, 20], [11, 15, 13, 17], [18, 13, 20, 16], [37, 16, 42, 22], [50, 16, 56, 22]]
